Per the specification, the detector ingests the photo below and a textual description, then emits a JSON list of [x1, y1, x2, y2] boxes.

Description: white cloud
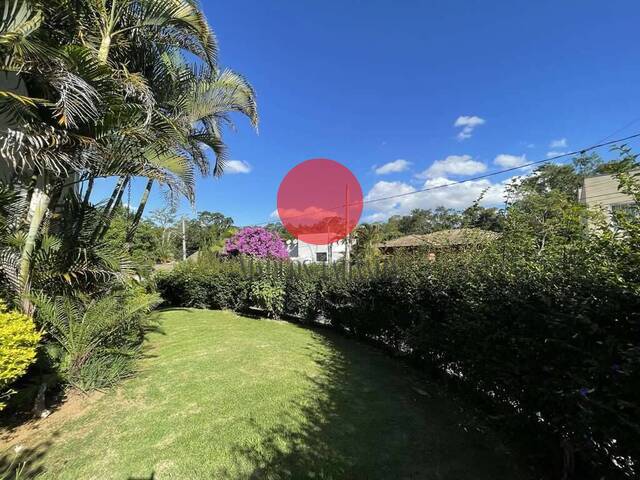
[[362, 212, 391, 223], [417, 155, 487, 178], [362, 175, 512, 221], [546, 151, 567, 158], [269, 209, 279, 219], [454, 115, 485, 140], [549, 138, 567, 148], [374, 159, 411, 175], [494, 153, 528, 168], [278, 205, 343, 223], [364, 180, 416, 213], [225, 160, 252, 174]]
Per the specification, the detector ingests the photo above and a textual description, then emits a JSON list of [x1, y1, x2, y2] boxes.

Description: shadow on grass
[[127, 473, 155, 480], [214, 326, 529, 480], [0, 431, 59, 479], [0, 314, 531, 479]]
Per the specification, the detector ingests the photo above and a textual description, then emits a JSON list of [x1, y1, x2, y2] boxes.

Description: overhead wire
[[251, 132, 640, 226]]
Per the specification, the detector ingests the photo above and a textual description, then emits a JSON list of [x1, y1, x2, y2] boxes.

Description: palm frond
[[130, 0, 218, 66], [0, 123, 82, 175], [0, 0, 49, 64]]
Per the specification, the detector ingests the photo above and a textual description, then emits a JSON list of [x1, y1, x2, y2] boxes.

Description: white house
[[287, 234, 352, 264]]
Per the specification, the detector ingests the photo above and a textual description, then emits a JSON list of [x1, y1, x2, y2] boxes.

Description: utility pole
[[182, 217, 187, 261], [327, 223, 332, 263], [345, 185, 350, 273]]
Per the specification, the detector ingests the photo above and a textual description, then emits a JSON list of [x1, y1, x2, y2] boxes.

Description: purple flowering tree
[[223, 227, 289, 259]]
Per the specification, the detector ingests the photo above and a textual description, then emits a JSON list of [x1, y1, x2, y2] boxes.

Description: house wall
[[579, 170, 639, 225], [288, 238, 348, 264]]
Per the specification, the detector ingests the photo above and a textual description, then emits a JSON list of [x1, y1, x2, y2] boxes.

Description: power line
[[594, 116, 640, 145], [361, 132, 640, 208], [253, 131, 640, 226]]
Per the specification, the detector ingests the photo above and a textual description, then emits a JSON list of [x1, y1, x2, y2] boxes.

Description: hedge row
[[155, 244, 639, 479]]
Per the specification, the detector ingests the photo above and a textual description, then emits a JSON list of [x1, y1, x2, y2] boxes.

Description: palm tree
[[0, 0, 258, 311], [0, 2, 114, 309], [352, 224, 383, 265], [125, 63, 259, 243]]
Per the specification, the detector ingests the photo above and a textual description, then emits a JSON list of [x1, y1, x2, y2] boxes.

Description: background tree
[[351, 223, 383, 265], [148, 205, 178, 262], [182, 211, 235, 256], [396, 207, 462, 235], [264, 222, 295, 242], [461, 192, 505, 232]]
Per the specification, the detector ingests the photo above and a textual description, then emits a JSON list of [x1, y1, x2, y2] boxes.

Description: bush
[[156, 259, 250, 311], [153, 239, 639, 478], [0, 302, 41, 410], [283, 265, 319, 321], [223, 227, 288, 259], [250, 272, 285, 319], [34, 289, 161, 391]]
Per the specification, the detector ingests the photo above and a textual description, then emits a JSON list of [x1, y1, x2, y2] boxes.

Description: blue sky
[[93, 0, 640, 225]]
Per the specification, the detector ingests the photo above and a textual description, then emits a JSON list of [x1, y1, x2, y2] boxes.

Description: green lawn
[[1, 309, 530, 479]]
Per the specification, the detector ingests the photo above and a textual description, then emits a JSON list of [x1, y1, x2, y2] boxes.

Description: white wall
[[288, 238, 350, 264]]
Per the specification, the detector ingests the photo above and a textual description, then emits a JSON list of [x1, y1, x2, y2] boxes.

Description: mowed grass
[[1, 309, 531, 479]]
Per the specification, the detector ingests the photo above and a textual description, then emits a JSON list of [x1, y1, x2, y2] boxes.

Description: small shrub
[[249, 267, 285, 318], [0, 301, 41, 410], [34, 289, 161, 391]]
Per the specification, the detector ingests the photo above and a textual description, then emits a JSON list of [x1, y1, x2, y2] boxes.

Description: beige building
[[578, 170, 639, 225]]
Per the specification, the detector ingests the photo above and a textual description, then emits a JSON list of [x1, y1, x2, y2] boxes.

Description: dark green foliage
[[156, 259, 249, 311], [181, 211, 236, 256], [283, 264, 320, 321], [155, 156, 640, 479], [156, 233, 639, 478], [396, 206, 462, 235], [33, 287, 162, 391]]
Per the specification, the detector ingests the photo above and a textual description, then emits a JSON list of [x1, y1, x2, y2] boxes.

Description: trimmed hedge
[[155, 243, 639, 479]]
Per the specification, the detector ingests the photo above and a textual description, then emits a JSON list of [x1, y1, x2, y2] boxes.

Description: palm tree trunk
[[19, 188, 50, 315], [96, 177, 129, 241], [91, 176, 125, 241], [98, 34, 112, 63], [73, 177, 93, 239], [103, 176, 126, 217], [126, 178, 153, 244], [82, 177, 94, 209]]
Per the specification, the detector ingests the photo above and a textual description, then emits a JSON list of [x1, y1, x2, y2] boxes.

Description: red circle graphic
[[277, 159, 363, 245]]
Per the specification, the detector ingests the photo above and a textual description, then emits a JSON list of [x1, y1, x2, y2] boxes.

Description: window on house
[[316, 252, 327, 262], [611, 202, 639, 228]]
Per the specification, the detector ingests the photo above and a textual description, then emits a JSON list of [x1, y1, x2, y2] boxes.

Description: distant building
[[288, 233, 351, 264], [378, 228, 500, 257], [578, 170, 639, 226]]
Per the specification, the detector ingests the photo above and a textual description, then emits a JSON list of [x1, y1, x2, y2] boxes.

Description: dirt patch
[[0, 389, 104, 449]]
